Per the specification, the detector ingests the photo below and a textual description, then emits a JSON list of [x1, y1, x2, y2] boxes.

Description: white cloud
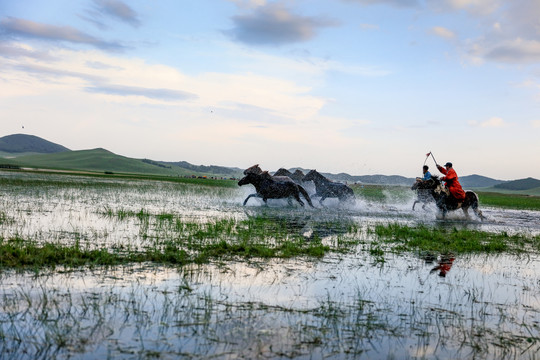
[[483, 38, 540, 64], [430, 26, 456, 39], [436, 0, 501, 15], [531, 120, 540, 128], [469, 117, 508, 128]]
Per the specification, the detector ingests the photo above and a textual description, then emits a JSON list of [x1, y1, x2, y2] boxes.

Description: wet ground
[[0, 171, 539, 359]]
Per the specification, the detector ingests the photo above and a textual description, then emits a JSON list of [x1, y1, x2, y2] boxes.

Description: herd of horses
[[237, 164, 485, 220], [238, 164, 355, 208]]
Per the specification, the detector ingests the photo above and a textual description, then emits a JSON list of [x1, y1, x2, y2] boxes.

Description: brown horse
[[416, 176, 485, 220], [238, 171, 314, 207]]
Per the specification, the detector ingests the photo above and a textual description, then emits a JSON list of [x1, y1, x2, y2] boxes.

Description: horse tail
[[298, 185, 315, 208]]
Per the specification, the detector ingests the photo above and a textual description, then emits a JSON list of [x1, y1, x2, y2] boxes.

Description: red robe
[[437, 165, 466, 201]]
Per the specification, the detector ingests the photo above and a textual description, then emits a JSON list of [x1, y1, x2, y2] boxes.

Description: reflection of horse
[[414, 176, 485, 220], [411, 179, 435, 210], [238, 171, 314, 207], [302, 170, 355, 205], [273, 168, 305, 184]]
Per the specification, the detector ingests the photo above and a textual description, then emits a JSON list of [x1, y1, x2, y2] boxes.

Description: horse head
[[239, 172, 262, 186], [244, 164, 263, 175], [292, 170, 305, 180], [274, 168, 292, 177], [302, 169, 318, 182], [238, 174, 252, 186]]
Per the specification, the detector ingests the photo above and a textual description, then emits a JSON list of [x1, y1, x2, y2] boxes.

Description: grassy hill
[[0, 134, 70, 154], [460, 174, 505, 188], [494, 177, 540, 191], [0, 148, 242, 178]]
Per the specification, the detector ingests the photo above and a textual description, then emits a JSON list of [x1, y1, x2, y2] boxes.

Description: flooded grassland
[[0, 170, 539, 359]]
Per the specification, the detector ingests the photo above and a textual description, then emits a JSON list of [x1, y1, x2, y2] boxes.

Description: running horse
[[414, 175, 485, 220], [273, 168, 305, 184], [411, 178, 435, 210], [239, 168, 314, 207], [302, 170, 355, 205]]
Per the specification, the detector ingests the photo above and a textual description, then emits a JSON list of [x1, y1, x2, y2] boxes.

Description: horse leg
[[472, 203, 485, 221], [243, 193, 258, 206], [294, 193, 305, 207], [319, 196, 326, 206], [462, 206, 471, 220], [412, 200, 418, 211]]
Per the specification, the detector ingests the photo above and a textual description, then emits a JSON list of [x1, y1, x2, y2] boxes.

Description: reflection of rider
[[430, 255, 455, 277], [436, 162, 465, 205]]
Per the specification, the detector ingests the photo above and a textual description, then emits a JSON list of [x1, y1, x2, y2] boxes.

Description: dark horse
[[302, 170, 355, 205], [413, 175, 485, 220], [411, 179, 436, 210], [273, 168, 305, 184], [238, 171, 315, 207]]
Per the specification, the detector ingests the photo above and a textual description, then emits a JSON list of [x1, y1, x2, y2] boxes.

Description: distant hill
[[494, 177, 540, 191], [0, 134, 533, 186], [0, 134, 70, 154], [164, 161, 243, 177], [0, 148, 243, 178], [460, 174, 505, 188]]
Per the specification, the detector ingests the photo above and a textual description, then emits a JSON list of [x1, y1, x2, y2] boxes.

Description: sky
[[1, 0, 540, 180]]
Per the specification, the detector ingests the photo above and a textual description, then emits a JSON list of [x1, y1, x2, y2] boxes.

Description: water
[[0, 171, 539, 359]]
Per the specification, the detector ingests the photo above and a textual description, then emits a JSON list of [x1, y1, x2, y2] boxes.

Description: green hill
[[0, 148, 241, 178], [494, 177, 540, 191], [0, 134, 70, 154]]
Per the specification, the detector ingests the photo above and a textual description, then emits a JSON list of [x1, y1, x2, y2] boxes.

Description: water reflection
[[429, 254, 455, 277], [242, 207, 356, 242]]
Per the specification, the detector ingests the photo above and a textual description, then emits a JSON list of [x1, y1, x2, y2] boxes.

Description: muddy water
[[0, 171, 539, 359]]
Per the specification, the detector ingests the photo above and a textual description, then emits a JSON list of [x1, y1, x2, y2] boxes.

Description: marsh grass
[[373, 223, 540, 254], [0, 214, 335, 270], [477, 191, 540, 211]]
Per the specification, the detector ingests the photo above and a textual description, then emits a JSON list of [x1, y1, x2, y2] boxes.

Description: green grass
[[373, 223, 540, 254], [477, 191, 540, 210], [1, 149, 242, 178], [0, 215, 333, 270]]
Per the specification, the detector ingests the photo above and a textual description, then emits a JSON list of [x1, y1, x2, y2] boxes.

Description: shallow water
[[1, 171, 539, 359]]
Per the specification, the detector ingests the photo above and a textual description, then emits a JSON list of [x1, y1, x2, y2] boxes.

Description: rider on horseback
[[436, 162, 466, 208], [416, 165, 431, 183]]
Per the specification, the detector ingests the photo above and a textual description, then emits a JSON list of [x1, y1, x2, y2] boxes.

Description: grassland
[[1, 169, 539, 359], [0, 149, 243, 178]]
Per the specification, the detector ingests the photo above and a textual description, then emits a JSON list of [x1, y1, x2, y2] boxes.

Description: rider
[[416, 165, 431, 182], [436, 162, 466, 206]]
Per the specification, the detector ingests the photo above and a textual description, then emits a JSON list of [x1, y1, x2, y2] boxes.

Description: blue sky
[[1, 0, 539, 180]]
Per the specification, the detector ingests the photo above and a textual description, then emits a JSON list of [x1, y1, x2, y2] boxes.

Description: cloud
[[470, 38, 540, 64], [341, 0, 419, 8], [85, 83, 197, 101], [0, 42, 57, 61], [228, 0, 267, 9], [0, 17, 126, 51], [532, 120, 540, 128], [360, 23, 380, 30], [469, 117, 508, 128], [433, 0, 501, 15], [227, 3, 338, 45], [84, 0, 141, 28], [430, 26, 456, 39]]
